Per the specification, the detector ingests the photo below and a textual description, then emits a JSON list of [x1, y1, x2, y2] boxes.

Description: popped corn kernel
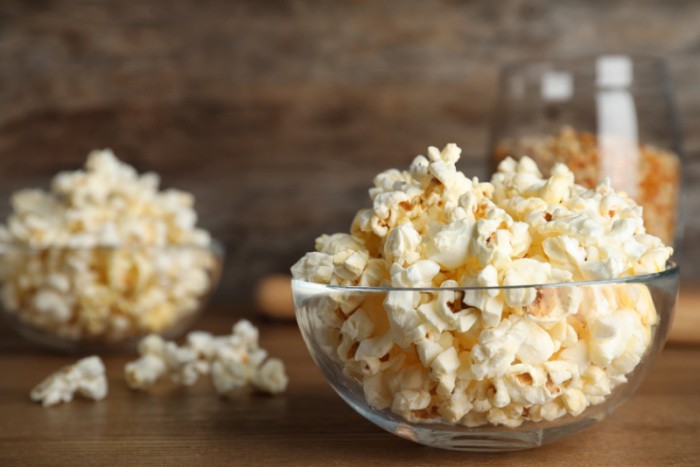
[[30, 356, 107, 407]]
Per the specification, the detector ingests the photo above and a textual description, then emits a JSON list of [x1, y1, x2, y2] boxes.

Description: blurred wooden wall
[[0, 0, 699, 300]]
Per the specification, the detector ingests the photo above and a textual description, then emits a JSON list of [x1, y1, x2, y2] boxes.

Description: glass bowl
[[0, 240, 224, 352], [293, 264, 679, 451]]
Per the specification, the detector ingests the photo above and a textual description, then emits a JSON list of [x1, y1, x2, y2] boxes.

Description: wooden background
[[0, 0, 699, 300]]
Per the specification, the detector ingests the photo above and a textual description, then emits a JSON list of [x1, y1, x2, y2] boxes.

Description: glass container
[[490, 55, 682, 246], [293, 264, 679, 451], [0, 241, 224, 352]]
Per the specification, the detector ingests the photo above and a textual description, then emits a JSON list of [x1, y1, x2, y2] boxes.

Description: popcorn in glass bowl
[[292, 144, 678, 450], [0, 150, 223, 351]]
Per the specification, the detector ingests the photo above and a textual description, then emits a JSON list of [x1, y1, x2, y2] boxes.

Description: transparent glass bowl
[[0, 241, 224, 352], [293, 264, 679, 451]]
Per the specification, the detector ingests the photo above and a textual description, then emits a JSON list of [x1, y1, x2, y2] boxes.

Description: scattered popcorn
[[0, 150, 219, 343], [292, 144, 672, 427], [30, 356, 107, 407], [125, 320, 288, 397]]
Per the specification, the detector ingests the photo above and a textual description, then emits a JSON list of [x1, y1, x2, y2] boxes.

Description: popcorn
[[251, 359, 288, 395], [562, 388, 588, 416], [423, 219, 474, 269], [522, 286, 583, 323], [493, 126, 680, 245], [502, 259, 571, 308], [391, 260, 441, 288], [392, 389, 432, 414], [0, 150, 217, 342], [292, 144, 672, 427], [340, 308, 375, 341], [30, 356, 107, 407], [384, 223, 421, 267], [125, 320, 288, 397], [513, 320, 555, 364]]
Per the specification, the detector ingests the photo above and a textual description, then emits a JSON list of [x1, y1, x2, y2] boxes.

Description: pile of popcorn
[[493, 126, 680, 245], [292, 144, 672, 427], [0, 150, 217, 342], [125, 320, 288, 396]]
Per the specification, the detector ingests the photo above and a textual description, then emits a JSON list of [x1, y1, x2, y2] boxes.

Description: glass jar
[[490, 55, 682, 246]]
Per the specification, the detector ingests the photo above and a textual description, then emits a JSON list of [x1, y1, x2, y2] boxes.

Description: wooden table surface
[[1, 307, 699, 466]]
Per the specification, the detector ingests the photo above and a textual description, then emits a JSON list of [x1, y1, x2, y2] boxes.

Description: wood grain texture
[[670, 287, 700, 344], [0, 1, 699, 300], [0, 306, 698, 466]]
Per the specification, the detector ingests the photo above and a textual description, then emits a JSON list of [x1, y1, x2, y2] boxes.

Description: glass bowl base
[[347, 394, 600, 451]]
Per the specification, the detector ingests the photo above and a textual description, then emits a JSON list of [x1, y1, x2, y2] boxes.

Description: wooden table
[[1, 307, 699, 466]]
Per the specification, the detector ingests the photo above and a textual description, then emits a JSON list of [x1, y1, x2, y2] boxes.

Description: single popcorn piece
[[125, 320, 288, 397], [30, 356, 108, 407], [251, 358, 289, 395], [292, 144, 672, 428], [0, 149, 218, 343]]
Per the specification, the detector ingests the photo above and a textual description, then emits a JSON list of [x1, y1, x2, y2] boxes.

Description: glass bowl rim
[[0, 238, 225, 256], [293, 261, 677, 293]]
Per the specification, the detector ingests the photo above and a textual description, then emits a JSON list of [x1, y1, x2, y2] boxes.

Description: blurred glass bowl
[[0, 240, 223, 352], [293, 264, 679, 451]]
